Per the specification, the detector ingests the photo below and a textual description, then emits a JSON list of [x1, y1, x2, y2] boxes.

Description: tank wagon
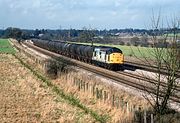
[[31, 39, 124, 70]]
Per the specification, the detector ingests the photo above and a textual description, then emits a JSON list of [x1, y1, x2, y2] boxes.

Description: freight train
[[31, 39, 124, 70]]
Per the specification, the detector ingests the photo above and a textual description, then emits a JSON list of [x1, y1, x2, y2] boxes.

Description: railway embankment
[[9, 39, 180, 123], [10, 39, 150, 122], [0, 53, 99, 122]]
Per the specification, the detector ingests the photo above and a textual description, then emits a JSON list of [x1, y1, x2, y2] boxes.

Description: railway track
[[12, 40, 180, 104], [117, 71, 180, 91], [124, 61, 180, 78]]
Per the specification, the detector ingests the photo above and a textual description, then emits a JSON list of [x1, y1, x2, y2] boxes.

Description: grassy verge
[[13, 53, 110, 123], [0, 39, 16, 54]]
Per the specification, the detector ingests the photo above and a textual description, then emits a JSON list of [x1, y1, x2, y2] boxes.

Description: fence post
[[151, 114, 154, 123], [111, 95, 114, 107], [144, 111, 147, 123], [120, 98, 124, 109], [73, 77, 76, 86], [78, 79, 81, 91], [96, 87, 99, 99], [126, 102, 129, 114], [103, 90, 107, 102], [76, 78, 79, 86], [99, 89, 103, 100], [93, 85, 95, 96], [116, 97, 119, 109], [80, 80, 82, 89], [132, 105, 136, 112], [83, 81, 86, 92], [86, 83, 89, 91], [89, 84, 92, 94]]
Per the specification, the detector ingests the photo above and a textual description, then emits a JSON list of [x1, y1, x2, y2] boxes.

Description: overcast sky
[[0, 0, 179, 29]]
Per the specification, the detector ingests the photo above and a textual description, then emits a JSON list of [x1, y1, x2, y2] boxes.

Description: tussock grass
[[0, 54, 96, 122], [54, 72, 149, 122], [18, 51, 150, 122], [13, 53, 109, 123]]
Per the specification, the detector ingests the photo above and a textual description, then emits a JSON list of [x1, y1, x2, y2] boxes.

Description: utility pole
[[59, 25, 62, 40], [68, 26, 71, 42]]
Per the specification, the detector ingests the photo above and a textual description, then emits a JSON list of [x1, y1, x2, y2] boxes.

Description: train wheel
[[119, 65, 124, 71], [107, 64, 112, 70]]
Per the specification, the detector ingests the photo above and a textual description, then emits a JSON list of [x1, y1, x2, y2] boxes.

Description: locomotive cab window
[[94, 51, 97, 56], [99, 52, 101, 58]]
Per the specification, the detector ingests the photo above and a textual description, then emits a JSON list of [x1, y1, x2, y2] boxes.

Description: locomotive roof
[[95, 46, 122, 53]]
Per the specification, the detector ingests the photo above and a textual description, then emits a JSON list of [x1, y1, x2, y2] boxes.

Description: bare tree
[[78, 26, 96, 44], [132, 13, 180, 121]]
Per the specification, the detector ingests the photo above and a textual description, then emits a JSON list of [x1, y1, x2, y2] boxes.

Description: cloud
[[0, 0, 179, 29]]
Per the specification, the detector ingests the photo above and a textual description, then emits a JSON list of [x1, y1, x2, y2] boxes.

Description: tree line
[[0, 27, 179, 48]]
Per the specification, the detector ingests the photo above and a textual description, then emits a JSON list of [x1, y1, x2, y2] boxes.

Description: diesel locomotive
[[31, 39, 124, 70]]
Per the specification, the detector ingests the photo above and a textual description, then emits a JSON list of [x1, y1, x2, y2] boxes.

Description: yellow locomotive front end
[[92, 46, 124, 70], [108, 53, 124, 64]]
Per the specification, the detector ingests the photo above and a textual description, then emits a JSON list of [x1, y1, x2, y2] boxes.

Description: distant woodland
[[0, 27, 180, 48]]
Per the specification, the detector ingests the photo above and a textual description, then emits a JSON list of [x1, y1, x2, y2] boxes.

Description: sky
[[0, 0, 180, 30]]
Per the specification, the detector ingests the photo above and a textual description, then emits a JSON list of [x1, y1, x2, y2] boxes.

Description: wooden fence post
[[103, 90, 107, 102], [112, 94, 115, 107], [86, 83, 89, 91], [144, 111, 147, 123], [132, 105, 136, 113], [80, 80, 82, 90], [89, 84, 92, 94], [120, 98, 124, 109], [78, 79, 81, 91], [99, 89, 103, 100], [151, 114, 154, 123], [116, 97, 119, 109], [107, 92, 110, 105], [126, 102, 129, 114], [96, 87, 99, 99], [93, 85, 95, 96], [83, 81, 85, 92]]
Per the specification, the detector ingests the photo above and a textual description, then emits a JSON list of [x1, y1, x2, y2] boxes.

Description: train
[[31, 39, 124, 70]]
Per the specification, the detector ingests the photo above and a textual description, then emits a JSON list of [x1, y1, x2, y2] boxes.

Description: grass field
[[0, 39, 16, 53], [167, 33, 180, 37], [70, 42, 154, 58], [99, 44, 154, 57]]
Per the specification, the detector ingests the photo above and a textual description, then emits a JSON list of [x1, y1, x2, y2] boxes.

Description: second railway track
[[124, 60, 180, 78]]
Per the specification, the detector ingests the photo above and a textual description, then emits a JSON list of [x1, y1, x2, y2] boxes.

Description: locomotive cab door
[[92, 48, 100, 60], [92, 48, 107, 63], [100, 51, 106, 62]]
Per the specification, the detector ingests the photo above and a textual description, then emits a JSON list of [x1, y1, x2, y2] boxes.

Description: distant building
[[38, 34, 44, 37]]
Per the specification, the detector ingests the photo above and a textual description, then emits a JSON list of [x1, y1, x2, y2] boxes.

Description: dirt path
[[0, 54, 95, 123]]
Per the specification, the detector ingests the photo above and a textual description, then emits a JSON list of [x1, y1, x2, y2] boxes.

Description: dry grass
[[9, 39, 180, 122], [0, 54, 96, 123], [13, 48, 180, 123], [17, 51, 150, 122], [19, 51, 147, 122], [53, 72, 149, 122]]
